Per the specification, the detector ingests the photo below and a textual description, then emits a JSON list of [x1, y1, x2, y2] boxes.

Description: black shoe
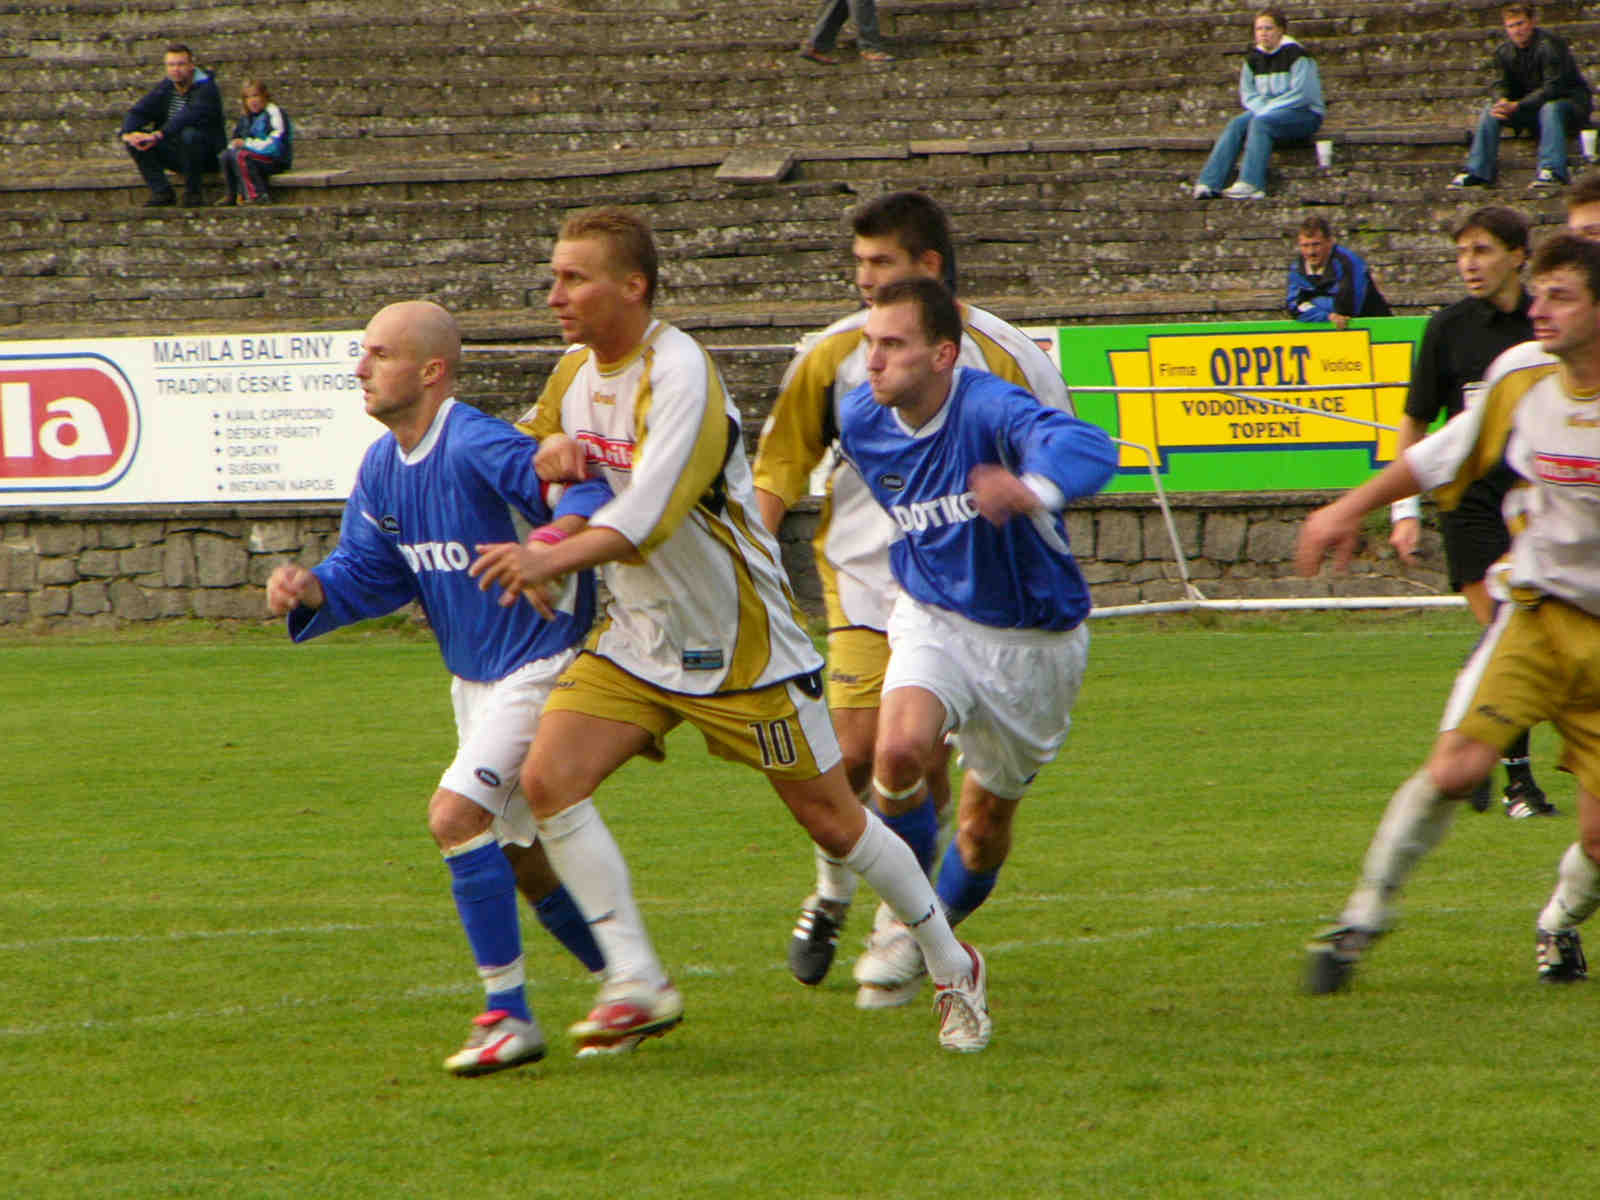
[[144, 192, 176, 207], [1468, 778, 1493, 813], [1447, 172, 1491, 190], [181, 191, 204, 208], [1537, 927, 1587, 982], [1304, 924, 1381, 995], [1503, 778, 1557, 819], [787, 894, 849, 985]]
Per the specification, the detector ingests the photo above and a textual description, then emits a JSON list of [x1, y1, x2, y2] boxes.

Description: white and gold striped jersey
[[752, 303, 1070, 632], [520, 321, 822, 695], [1408, 339, 1600, 617]]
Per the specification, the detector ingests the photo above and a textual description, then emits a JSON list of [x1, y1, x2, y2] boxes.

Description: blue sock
[[446, 838, 531, 1022], [534, 885, 605, 973], [882, 796, 939, 875], [935, 838, 998, 927]]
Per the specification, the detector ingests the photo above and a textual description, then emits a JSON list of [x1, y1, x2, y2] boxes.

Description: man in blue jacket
[[120, 44, 225, 207], [1286, 215, 1392, 326]]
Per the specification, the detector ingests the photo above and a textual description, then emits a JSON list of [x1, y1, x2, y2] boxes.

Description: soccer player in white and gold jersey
[[1297, 233, 1600, 993], [752, 191, 1071, 1001], [470, 206, 992, 1054]]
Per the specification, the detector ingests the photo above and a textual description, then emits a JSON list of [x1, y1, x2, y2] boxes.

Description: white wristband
[[1390, 496, 1421, 523], [1021, 472, 1065, 513]]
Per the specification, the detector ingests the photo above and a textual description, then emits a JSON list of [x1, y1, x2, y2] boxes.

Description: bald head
[[373, 300, 460, 381], [357, 300, 462, 448]]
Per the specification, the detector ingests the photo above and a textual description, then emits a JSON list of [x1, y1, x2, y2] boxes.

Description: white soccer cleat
[[569, 978, 684, 1056], [443, 1009, 547, 1076], [852, 907, 928, 1009], [934, 943, 991, 1053]]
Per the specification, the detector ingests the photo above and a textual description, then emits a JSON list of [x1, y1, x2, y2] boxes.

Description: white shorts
[[439, 648, 578, 846], [883, 594, 1088, 799]]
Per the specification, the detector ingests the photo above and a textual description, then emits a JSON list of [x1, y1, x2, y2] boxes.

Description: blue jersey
[[837, 367, 1116, 630], [288, 399, 609, 681]]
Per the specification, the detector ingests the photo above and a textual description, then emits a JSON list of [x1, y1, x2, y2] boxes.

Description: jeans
[[1197, 106, 1324, 191], [1465, 98, 1582, 181], [808, 0, 883, 53], [126, 125, 223, 198]]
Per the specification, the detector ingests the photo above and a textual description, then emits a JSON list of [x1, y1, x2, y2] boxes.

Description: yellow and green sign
[[1040, 317, 1429, 493]]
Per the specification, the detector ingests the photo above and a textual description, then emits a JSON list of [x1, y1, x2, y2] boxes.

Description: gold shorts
[[1451, 597, 1600, 794], [825, 626, 889, 710], [544, 651, 842, 780]]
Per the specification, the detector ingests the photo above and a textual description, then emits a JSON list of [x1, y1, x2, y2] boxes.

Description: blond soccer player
[[470, 207, 991, 1054]]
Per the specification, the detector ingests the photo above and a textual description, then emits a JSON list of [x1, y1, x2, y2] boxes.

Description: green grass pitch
[[1, 612, 1589, 1198]]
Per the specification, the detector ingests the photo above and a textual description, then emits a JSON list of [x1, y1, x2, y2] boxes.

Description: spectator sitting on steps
[[1193, 7, 1324, 201], [217, 80, 293, 206], [119, 43, 226, 208], [1449, 3, 1592, 194]]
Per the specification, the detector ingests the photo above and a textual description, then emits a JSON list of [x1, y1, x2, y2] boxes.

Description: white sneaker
[[1191, 182, 1218, 199], [934, 943, 991, 1053], [852, 907, 928, 1009], [443, 1009, 546, 1076], [1528, 167, 1564, 191], [1221, 181, 1266, 199], [569, 977, 683, 1055]]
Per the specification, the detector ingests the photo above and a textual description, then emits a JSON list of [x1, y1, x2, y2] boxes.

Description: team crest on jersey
[[593, 391, 616, 407], [575, 429, 634, 471], [379, 514, 401, 535], [1534, 451, 1600, 487], [878, 472, 905, 490]]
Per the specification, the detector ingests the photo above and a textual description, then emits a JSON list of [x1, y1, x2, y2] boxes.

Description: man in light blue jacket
[[1194, 8, 1325, 200]]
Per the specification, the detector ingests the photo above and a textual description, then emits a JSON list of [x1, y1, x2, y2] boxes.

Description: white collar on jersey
[[397, 397, 456, 466], [891, 367, 961, 439]]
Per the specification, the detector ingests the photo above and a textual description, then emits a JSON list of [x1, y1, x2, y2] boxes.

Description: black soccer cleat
[[1467, 778, 1493, 813], [787, 895, 849, 986], [1536, 927, 1588, 983], [1503, 778, 1558, 820], [1304, 924, 1382, 995]]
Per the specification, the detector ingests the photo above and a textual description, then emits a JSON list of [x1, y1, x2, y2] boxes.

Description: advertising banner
[[1036, 317, 1429, 493], [0, 331, 373, 506]]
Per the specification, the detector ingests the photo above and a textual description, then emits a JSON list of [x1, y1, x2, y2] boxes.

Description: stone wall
[[0, 493, 1445, 630]]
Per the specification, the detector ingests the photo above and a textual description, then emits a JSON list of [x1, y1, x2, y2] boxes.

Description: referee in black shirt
[[1389, 205, 1554, 818]]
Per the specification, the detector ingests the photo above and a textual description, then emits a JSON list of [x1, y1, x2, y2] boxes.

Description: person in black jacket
[[119, 43, 226, 207], [1450, 3, 1592, 192]]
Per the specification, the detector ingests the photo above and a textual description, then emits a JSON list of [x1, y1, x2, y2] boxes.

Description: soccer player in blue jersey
[[834, 277, 1117, 981], [266, 299, 610, 1076]]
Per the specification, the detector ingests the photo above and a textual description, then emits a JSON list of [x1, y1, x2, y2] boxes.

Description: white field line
[[0, 912, 1377, 1039]]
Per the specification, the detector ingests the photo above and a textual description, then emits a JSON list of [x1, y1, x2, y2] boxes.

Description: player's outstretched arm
[[266, 563, 325, 615], [1295, 456, 1425, 577], [968, 463, 1042, 525], [470, 527, 636, 610]]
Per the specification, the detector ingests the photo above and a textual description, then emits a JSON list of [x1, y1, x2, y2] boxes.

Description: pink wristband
[[526, 526, 569, 546]]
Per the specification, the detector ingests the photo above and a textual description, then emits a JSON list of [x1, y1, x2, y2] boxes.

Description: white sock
[[813, 786, 868, 905], [842, 810, 968, 982], [536, 799, 666, 989], [1342, 769, 1457, 930], [814, 842, 859, 906], [1538, 842, 1600, 932]]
